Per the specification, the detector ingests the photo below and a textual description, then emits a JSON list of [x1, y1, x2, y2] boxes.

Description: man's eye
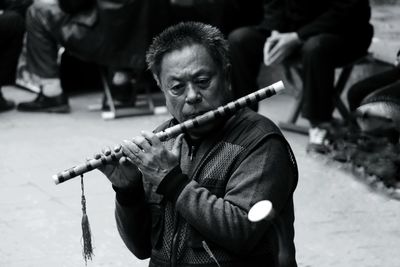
[[170, 84, 185, 94], [195, 78, 211, 88]]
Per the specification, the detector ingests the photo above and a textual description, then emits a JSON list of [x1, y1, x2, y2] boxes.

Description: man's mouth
[[185, 111, 208, 120]]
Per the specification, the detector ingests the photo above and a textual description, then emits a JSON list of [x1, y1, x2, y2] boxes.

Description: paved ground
[[369, 3, 400, 64], [1, 84, 400, 267]]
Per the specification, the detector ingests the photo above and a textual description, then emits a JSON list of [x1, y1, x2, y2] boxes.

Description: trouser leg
[[0, 11, 25, 86], [228, 27, 269, 101], [26, 1, 65, 80], [300, 34, 371, 126]]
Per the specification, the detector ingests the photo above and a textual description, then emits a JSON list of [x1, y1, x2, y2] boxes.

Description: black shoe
[[17, 92, 70, 113], [0, 92, 15, 112]]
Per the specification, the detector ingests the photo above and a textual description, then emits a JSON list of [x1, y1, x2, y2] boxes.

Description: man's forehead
[[163, 44, 210, 61], [160, 46, 216, 75]]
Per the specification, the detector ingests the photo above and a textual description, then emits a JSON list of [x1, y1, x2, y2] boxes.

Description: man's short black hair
[[146, 21, 230, 78]]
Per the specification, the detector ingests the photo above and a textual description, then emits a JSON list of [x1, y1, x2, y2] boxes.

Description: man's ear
[[153, 74, 161, 88], [225, 63, 231, 80], [225, 64, 232, 92]]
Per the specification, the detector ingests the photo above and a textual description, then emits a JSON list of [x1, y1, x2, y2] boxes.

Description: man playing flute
[[98, 21, 298, 267]]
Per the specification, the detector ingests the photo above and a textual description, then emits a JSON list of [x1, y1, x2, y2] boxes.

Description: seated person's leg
[[0, 10, 25, 112], [103, 67, 156, 109], [17, 0, 69, 113], [300, 33, 371, 151], [59, 51, 102, 93], [228, 27, 269, 110], [107, 67, 136, 106]]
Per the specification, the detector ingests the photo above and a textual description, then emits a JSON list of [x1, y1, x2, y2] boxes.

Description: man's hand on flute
[[121, 131, 183, 188], [94, 146, 142, 189]]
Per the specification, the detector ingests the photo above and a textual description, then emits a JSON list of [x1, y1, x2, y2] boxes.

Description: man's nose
[[185, 84, 202, 104]]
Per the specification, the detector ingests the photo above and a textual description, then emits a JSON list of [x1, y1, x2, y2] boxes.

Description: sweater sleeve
[[173, 135, 297, 255], [114, 179, 152, 259]]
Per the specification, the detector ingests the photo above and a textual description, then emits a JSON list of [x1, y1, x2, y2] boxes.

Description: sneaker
[[0, 91, 15, 112], [17, 92, 70, 113], [307, 127, 330, 154]]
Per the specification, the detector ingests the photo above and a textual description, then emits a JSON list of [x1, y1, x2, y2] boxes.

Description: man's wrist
[[156, 165, 189, 202], [112, 180, 144, 206]]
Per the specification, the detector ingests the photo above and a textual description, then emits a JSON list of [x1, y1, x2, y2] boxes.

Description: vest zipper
[[202, 240, 221, 267], [170, 143, 198, 266], [189, 145, 196, 161], [170, 211, 180, 267]]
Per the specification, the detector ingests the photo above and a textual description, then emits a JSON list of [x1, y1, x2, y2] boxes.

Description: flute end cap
[[52, 174, 60, 185], [248, 200, 273, 222], [273, 81, 285, 94]]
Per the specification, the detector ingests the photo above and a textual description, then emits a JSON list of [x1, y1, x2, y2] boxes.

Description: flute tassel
[[81, 175, 94, 264]]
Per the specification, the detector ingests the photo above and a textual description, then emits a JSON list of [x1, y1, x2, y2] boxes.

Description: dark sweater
[[114, 108, 298, 267]]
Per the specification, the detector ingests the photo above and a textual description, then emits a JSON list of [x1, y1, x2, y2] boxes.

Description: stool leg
[[335, 94, 350, 120], [288, 96, 303, 123], [334, 65, 353, 120], [279, 95, 309, 135], [100, 70, 116, 115]]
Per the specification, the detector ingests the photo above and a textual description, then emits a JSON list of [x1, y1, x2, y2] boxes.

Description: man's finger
[[122, 140, 143, 162], [264, 36, 281, 65], [120, 156, 135, 166], [263, 41, 271, 65], [101, 146, 112, 156], [114, 144, 122, 153], [132, 136, 151, 152], [141, 130, 162, 148]]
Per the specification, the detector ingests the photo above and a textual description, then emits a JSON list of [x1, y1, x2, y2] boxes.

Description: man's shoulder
[[222, 108, 284, 146], [234, 108, 282, 135]]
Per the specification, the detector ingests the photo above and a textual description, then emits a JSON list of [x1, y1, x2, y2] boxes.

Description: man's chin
[[186, 122, 220, 140]]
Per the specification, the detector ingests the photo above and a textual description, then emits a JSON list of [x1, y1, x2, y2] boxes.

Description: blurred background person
[[17, 0, 169, 113], [0, 0, 32, 112], [228, 0, 373, 152]]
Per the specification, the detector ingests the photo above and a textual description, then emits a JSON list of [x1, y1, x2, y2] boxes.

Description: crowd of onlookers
[[0, 0, 399, 152], [0, 0, 263, 112]]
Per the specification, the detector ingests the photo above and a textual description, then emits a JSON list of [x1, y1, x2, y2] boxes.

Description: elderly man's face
[[157, 44, 230, 137]]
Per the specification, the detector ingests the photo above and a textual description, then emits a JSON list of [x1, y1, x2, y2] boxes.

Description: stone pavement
[[1, 85, 400, 267], [369, 2, 400, 64]]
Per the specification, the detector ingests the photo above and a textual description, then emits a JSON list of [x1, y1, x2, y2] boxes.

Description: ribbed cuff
[[112, 181, 144, 206], [156, 166, 189, 202]]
